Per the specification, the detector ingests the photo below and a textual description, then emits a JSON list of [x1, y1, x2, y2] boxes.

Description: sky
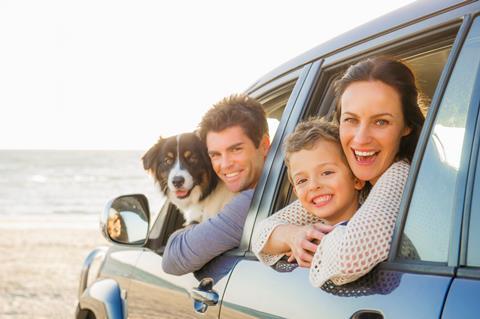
[[0, 0, 415, 150]]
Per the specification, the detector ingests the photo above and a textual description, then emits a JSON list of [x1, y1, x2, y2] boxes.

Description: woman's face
[[339, 80, 411, 184]]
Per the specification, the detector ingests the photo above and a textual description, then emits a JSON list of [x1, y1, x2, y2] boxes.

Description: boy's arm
[[161, 189, 253, 276], [252, 200, 323, 265]]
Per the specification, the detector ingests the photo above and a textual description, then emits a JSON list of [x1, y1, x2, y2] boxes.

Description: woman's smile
[[352, 148, 379, 165]]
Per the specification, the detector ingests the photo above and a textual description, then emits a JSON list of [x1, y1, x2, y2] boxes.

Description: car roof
[[247, 0, 473, 93]]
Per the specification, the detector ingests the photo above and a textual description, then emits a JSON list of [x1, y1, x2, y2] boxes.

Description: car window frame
[[388, 14, 479, 276], [233, 63, 323, 254], [455, 14, 480, 280], [235, 61, 325, 253]]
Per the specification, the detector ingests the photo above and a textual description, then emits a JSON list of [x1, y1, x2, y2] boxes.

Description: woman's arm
[[309, 161, 410, 287], [252, 200, 326, 266]]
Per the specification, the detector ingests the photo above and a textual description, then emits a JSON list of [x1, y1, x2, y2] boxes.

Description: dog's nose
[[172, 176, 185, 188]]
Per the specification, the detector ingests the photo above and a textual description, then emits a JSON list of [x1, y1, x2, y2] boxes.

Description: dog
[[142, 132, 236, 225]]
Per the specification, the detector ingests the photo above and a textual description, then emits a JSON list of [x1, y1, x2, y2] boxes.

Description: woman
[[252, 57, 425, 287]]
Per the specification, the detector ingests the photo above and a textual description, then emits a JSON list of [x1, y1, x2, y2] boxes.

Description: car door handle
[[190, 288, 219, 305], [190, 277, 219, 314], [351, 310, 384, 319]]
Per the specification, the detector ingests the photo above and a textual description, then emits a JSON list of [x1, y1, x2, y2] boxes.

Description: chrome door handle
[[190, 288, 219, 305], [190, 277, 219, 314]]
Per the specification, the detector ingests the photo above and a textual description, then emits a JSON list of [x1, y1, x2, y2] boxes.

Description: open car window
[[270, 30, 456, 214]]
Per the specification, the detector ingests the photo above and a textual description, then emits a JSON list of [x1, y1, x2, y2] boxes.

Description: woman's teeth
[[353, 150, 377, 161], [354, 150, 376, 156]]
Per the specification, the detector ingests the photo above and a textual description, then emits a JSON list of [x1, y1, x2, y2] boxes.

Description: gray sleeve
[[161, 189, 254, 275]]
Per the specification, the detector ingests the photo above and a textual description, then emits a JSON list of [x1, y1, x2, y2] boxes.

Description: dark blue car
[[76, 0, 480, 318]]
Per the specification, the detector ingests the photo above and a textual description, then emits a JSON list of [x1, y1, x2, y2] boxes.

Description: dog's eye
[[164, 158, 173, 165], [184, 150, 192, 159], [188, 155, 197, 163]]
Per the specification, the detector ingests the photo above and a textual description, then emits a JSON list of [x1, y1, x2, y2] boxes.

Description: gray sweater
[[162, 189, 254, 276]]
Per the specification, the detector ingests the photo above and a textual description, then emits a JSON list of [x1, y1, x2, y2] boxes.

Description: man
[[161, 94, 270, 278]]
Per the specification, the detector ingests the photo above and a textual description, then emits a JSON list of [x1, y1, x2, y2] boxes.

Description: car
[[75, 0, 480, 318]]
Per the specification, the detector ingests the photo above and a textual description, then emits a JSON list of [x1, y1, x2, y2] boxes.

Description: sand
[[0, 214, 108, 319]]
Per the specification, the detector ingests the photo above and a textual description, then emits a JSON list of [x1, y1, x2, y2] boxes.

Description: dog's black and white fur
[[142, 132, 235, 224]]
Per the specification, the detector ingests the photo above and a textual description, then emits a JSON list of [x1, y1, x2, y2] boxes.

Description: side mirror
[[100, 194, 150, 246]]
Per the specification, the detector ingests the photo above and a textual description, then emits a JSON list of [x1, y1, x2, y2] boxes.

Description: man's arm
[[162, 189, 254, 275]]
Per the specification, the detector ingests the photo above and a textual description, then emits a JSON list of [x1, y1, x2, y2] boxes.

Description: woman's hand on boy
[[286, 223, 334, 268]]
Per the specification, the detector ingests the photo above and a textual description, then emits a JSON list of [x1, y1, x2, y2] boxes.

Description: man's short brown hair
[[284, 117, 346, 180], [198, 94, 268, 147]]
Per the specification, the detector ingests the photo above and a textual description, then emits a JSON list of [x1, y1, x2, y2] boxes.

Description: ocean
[[0, 150, 165, 222]]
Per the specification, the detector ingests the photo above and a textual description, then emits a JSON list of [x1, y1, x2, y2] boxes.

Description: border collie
[[142, 133, 236, 225]]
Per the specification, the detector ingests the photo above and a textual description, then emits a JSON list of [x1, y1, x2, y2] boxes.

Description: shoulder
[[390, 160, 411, 172], [227, 189, 254, 207], [238, 188, 255, 200], [214, 188, 254, 220], [377, 160, 410, 184]]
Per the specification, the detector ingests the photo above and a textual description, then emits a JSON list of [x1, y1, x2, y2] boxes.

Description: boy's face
[[289, 139, 364, 225]]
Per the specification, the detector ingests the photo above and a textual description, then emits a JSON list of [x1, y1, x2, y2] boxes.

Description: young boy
[[252, 117, 364, 267]]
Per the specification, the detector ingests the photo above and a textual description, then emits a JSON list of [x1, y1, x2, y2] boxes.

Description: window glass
[[399, 18, 480, 263], [260, 82, 296, 140]]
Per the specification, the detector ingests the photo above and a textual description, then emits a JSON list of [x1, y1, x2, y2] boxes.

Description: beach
[[0, 150, 165, 318], [0, 214, 108, 318]]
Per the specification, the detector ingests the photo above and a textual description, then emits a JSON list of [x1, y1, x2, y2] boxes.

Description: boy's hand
[[286, 223, 333, 268]]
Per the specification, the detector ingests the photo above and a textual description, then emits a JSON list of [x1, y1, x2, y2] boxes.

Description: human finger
[[297, 259, 311, 268], [301, 238, 318, 253], [306, 229, 326, 242], [297, 250, 313, 263], [312, 223, 334, 233]]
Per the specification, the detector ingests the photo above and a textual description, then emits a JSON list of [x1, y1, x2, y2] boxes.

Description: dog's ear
[[142, 137, 165, 173]]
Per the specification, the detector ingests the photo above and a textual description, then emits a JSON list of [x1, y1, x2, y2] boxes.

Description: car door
[[120, 200, 228, 319], [219, 9, 479, 319], [123, 69, 307, 319]]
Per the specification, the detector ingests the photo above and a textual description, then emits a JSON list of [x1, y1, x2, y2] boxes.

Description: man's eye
[[233, 147, 242, 153], [322, 170, 334, 176], [209, 153, 218, 159]]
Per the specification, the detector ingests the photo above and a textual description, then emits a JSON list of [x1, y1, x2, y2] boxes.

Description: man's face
[[206, 125, 270, 192]]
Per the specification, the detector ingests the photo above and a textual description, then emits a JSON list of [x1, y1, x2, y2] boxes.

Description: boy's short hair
[[284, 117, 346, 180], [198, 94, 268, 148]]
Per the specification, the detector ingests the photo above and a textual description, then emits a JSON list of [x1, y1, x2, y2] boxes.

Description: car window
[[398, 17, 480, 263], [270, 43, 453, 214], [258, 81, 296, 140]]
